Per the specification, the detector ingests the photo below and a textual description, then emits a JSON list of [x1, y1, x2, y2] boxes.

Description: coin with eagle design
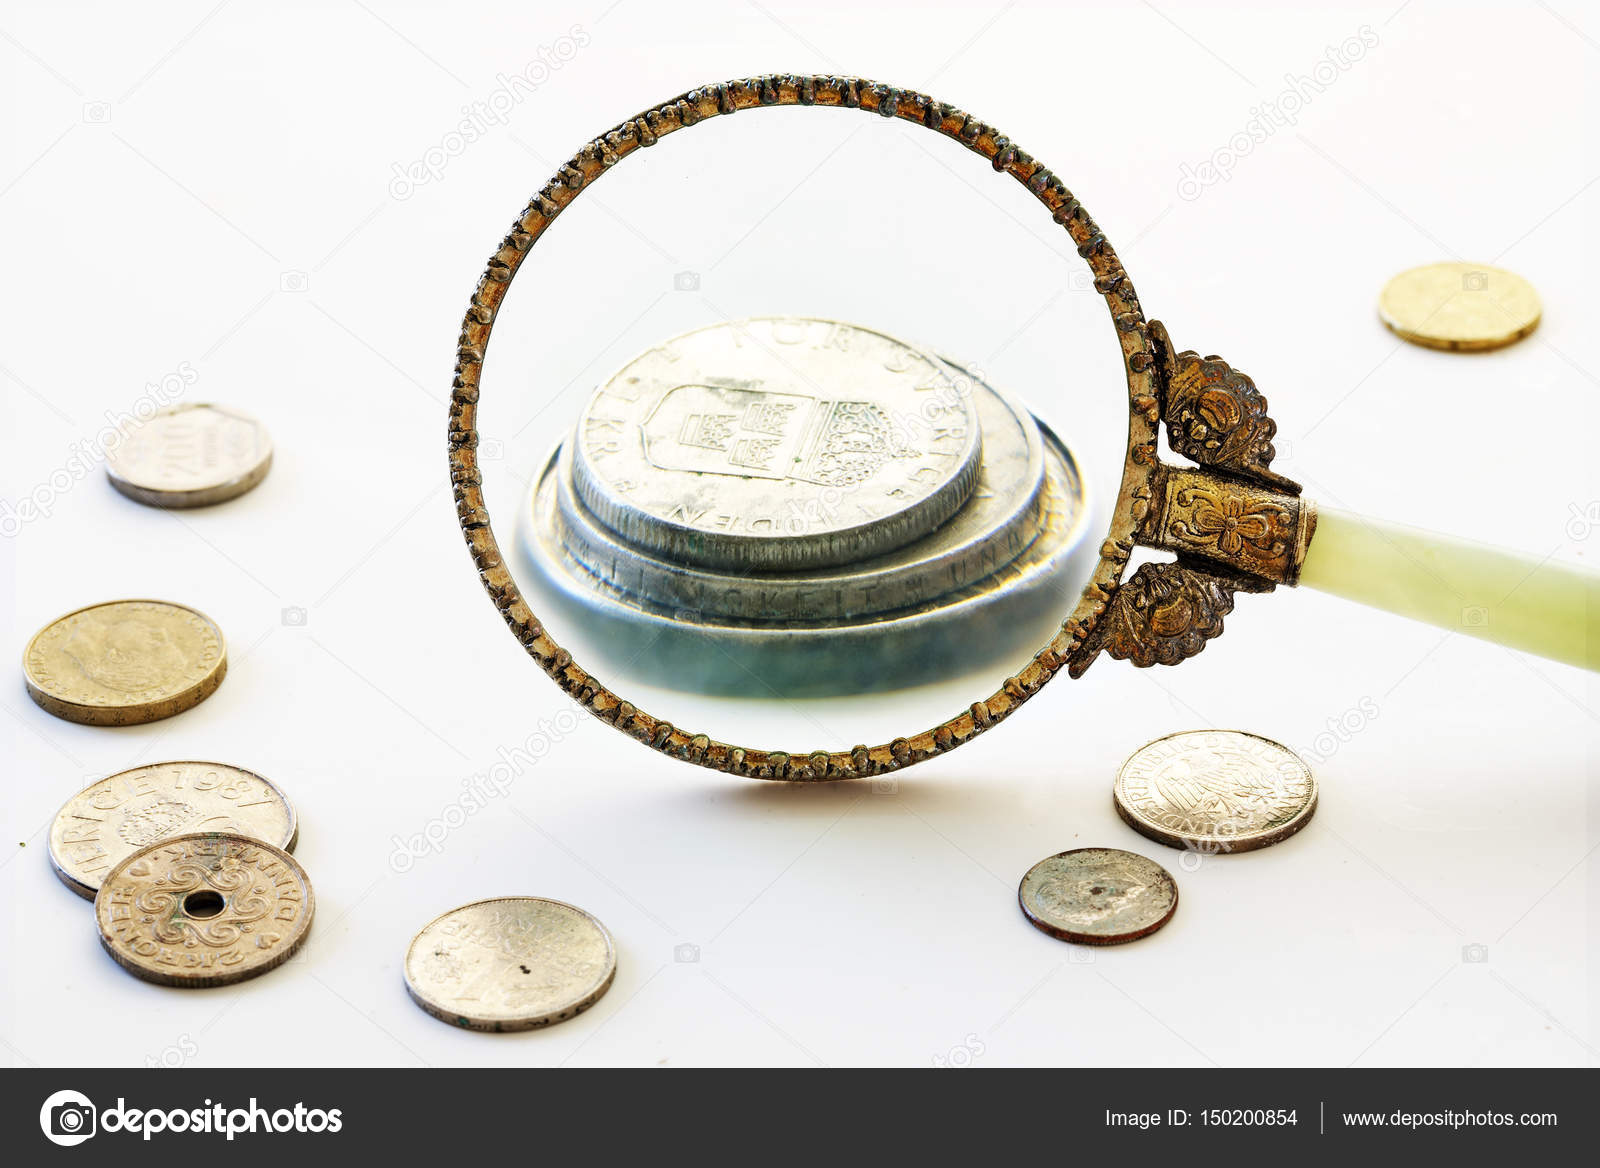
[[1114, 730, 1317, 854], [404, 897, 616, 1032]]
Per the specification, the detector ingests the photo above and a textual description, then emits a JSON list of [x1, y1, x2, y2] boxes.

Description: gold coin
[[405, 897, 617, 1032], [1378, 261, 1541, 351], [1114, 730, 1317, 855], [95, 832, 314, 988], [105, 403, 273, 508], [22, 599, 226, 725], [49, 762, 298, 900]]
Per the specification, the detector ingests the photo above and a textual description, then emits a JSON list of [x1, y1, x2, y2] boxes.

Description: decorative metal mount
[[1066, 321, 1314, 678]]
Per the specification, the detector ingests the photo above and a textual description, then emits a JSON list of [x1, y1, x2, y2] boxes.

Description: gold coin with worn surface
[[23, 600, 226, 725], [405, 897, 617, 1032], [49, 762, 298, 900], [105, 402, 273, 508], [1114, 730, 1317, 854], [95, 832, 314, 988], [1378, 261, 1541, 351], [1018, 848, 1178, 945]]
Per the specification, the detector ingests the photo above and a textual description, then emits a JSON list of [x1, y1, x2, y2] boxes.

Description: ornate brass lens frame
[[449, 75, 1598, 781]]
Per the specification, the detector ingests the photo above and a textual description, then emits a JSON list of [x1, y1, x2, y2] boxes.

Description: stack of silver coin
[[518, 316, 1095, 695]]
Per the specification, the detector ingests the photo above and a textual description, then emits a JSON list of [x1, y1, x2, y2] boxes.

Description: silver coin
[[106, 402, 272, 508], [49, 761, 299, 900], [571, 317, 983, 572], [1114, 730, 1317, 854], [1018, 848, 1179, 945], [552, 354, 1048, 621], [404, 897, 617, 1032]]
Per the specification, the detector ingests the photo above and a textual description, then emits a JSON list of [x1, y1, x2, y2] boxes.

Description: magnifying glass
[[449, 75, 1599, 781]]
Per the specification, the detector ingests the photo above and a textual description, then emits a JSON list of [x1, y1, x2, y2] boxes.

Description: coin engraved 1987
[[1114, 730, 1317, 854], [50, 762, 299, 899], [94, 832, 314, 988], [23, 600, 227, 725], [404, 897, 617, 1032], [571, 317, 983, 572]]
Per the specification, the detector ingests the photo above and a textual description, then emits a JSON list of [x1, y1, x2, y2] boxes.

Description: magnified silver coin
[[1018, 848, 1178, 945], [49, 761, 298, 900], [404, 897, 617, 1032], [571, 317, 983, 572], [106, 402, 272, 508], [552, 353, 1048, 622], [1114, 730, 1317, 854]]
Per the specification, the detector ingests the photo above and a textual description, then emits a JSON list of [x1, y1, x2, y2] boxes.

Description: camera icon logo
[[82, 101, 112, 124], [478, 438, 505, 461], [1461, 942, 1489, 964], [1461, 270, 1489, 292], [870, 778, 898, 795], [673, 270, 700, 292], [673, 942, 700, 963], [1460, 605, 1490, 628], [279, 270, 309, 293], [281, 606, 308, 627], [39, 1089, 97, 1147]]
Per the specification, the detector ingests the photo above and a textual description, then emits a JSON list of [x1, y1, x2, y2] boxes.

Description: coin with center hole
[[23, 599, 226, 725], [1018, 848, 1178, 945], [1114, 730, 1317, 854], [95, 832, 314, 988], [404, 897, 617, 1032], [1378, 261, 1541, 351], [106, 402, 273, 508], [49, 762, 298, 900]]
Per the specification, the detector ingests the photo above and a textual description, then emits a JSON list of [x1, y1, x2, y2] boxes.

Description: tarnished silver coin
[[95, 832, 314, 988], [49, 762, 298, 900], [571, 317, 983, 572], [106, 402, 272, 508], [1114, 730, 1317, 854], [404, 897, 617, 1032], [1018, 848, 1178, 945]]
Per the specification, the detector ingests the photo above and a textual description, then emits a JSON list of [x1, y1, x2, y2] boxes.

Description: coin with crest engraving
[[49, 762, 298, 900], [404, 897, 617, 1032], [571, 316, 983, 572], [1018, 848, 1178, 945], [23, 600, 227, 725], [105, 402, 273, 508], [1114, 730, 1317, 854], [94, 832, 314, 987]]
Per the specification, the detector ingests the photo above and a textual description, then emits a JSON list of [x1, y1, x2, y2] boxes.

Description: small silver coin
[[404, 897, 617, 1032], [1018, 848, 1178, 945], [571, 317, 983, 572], [1114, 730, 1317, 854], [49, 761, 299, 900], [106, 402, 272, 508]]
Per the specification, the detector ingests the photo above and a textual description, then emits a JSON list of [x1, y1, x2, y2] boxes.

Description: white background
[[2, 0, 1597, 1068]]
